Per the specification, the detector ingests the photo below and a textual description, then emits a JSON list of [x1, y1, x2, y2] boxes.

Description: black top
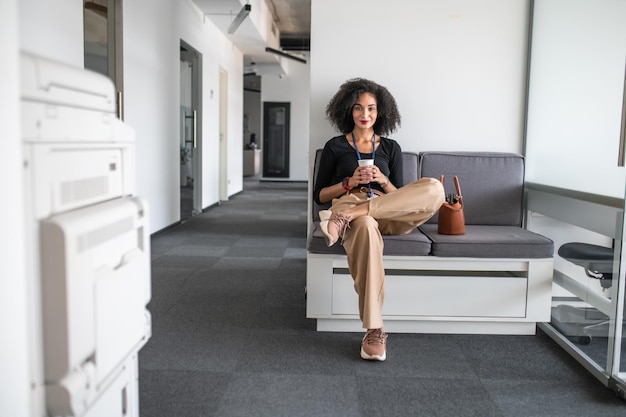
[[313, 135, 404, 205]]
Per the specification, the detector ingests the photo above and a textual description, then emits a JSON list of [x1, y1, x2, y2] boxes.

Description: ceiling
[[264, 0, 311, 49], [192, 0, 310, 72]]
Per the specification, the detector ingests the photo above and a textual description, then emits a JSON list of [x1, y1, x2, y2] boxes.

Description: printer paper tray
[[40, 196, 151, 385]]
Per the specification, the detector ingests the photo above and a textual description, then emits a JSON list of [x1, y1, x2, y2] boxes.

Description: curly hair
[[325, 78, 401, 136]]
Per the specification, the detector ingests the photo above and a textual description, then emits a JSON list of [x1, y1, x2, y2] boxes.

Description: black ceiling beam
[[265, 47, 307, 64]]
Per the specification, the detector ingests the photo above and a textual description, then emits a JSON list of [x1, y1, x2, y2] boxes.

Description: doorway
[[263, 102, 290, 178], [180, 41, 202, 220], [219, 68, 228, 201], [84, 0, 124, 119]]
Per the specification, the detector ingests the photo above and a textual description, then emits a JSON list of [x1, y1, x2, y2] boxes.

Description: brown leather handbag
[[438, 175, 465, 235]]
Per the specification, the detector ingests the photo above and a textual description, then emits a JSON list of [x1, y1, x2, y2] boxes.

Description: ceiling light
[[265, 47, 307, 64], [227, 4, 251, 34]]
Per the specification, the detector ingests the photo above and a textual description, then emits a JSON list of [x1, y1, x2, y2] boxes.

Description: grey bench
[[306, 150, 554, 334]]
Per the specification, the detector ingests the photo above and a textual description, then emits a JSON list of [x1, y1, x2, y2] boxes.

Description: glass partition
[[524, 0, 626, 398], [525, 186, 624, 392], [616, 214, 626, 394]]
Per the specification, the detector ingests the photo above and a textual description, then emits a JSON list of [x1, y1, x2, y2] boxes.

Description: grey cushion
[[308, 221, 432, 256], [419, 152, 524, 226], [419, 224, 554, 258]]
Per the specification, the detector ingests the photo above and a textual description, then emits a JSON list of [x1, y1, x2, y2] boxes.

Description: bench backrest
[[311, 149, 525, 227], [419, 152, 524, 226]]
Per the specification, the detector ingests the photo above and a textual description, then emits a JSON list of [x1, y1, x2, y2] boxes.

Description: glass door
[[180, 41, 203, 220], [83, 0, 123, 119], [616, 38, 626, 396]]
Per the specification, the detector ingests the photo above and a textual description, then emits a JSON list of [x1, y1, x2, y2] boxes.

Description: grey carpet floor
[[139, 179, 625, 417]]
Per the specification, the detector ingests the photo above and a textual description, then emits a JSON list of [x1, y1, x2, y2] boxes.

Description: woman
[[314, 78, 444, 361]]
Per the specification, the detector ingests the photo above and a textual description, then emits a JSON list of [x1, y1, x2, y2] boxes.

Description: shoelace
[[364, 329, 388, 345], [330, 213, 351, 241]]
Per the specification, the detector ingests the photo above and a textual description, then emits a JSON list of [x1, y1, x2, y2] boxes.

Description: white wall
[[17, 0, 244, 234], [176, 0, 244, 202], [18, 0, 83, 66], [0, 2, 30, 416], [124, 0, 243, 229], [262, 53, 311, 181], [309, 0, 530, 156], [525, 0, 626, 198], [123, 0, 180, 228]]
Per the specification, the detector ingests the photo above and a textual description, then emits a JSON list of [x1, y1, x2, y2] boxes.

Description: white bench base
[[315, 319, 538, 334], [306, 253, 554, 334]]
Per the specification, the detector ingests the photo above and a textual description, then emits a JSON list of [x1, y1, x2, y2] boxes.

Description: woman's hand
[[359, 165, 388, 187], [356, 165, 373, 184]]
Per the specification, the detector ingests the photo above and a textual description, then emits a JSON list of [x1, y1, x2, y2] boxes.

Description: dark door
[[263, 102, 290, 178]]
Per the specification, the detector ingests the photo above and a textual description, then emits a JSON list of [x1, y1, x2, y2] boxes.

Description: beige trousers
[[330, 178, 445, 329]]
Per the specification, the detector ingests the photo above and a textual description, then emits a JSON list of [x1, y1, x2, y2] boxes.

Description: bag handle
[[439, 175, 463, 207], [453, 175, 462, 199]]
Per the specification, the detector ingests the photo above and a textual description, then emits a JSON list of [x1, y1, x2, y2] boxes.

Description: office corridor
[[138, 179, 625, 417]]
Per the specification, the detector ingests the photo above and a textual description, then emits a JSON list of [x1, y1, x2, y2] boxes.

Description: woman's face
[[352, 92, 378, 131]]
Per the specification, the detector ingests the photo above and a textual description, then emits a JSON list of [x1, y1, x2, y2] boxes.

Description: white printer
[[21, 52, 151, 417]]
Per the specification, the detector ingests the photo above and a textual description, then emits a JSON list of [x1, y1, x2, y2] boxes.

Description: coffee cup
[[358, 159, 374, 167]]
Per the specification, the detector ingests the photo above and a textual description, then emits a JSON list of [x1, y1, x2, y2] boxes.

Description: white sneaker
[[360, 328, 388, 361], [319, 209, 350, 247]]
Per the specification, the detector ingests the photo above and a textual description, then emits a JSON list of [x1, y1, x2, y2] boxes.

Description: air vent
[[280, 36, 310, 51], [77, 216, 134, 252], [61, 176, 109, 206]]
